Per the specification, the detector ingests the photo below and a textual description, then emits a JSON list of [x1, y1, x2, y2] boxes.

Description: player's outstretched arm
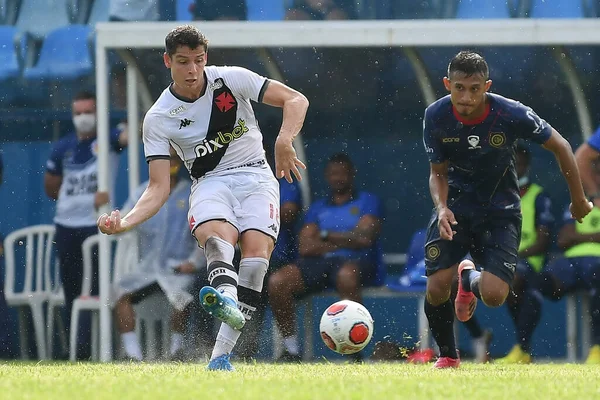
[[542, 129, 592, 222], [575, 142, 600, 201], [97, 159, 171, 235], [262, 80, 309, 183], [429, 162, 457, 240]]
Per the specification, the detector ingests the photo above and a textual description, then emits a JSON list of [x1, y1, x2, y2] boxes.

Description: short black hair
[[515, 142, 531, 163], [73, 90, 95, 102], [448, 51, 489, 80], [165, 25, 208, 57], [327, 153, 355, 172]]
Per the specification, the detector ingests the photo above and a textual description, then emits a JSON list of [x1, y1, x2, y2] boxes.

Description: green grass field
[[0, 362, 598, 400]]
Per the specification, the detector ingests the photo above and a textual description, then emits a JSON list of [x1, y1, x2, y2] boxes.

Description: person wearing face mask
[[496, 143, 553, 364], [44, 90, 128, 359], [114, 148, 207, 361]]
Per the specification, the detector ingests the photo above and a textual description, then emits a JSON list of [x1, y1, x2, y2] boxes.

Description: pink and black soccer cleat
[[455, 260, 477, 322], [433, 356, 460, 369]]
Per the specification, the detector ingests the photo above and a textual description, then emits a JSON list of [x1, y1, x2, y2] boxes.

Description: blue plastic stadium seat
[[23, 25, 93, 80], [247, 0, 285, 20], [528, 0, 588, 18], [455, 0, 512, 19], [176, 0, 193, 21], [15, 0, 71, 39], [0, 26, 20, 80]]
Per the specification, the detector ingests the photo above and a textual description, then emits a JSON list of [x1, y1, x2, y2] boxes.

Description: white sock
[[170, 332, 184, 355], [218, 283, 238, 302], [283, 335, 299, 355], [210, 322, 242, 360], [121, 332, 142, 360]]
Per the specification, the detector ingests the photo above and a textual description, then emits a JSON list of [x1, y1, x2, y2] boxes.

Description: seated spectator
[[113, 148, 205, 361], [537, 199, 600, 365], [268, 153, 382, 362], [286, 0, 355, 20], [192, 0, 247, 20], [497, 144, 553, 364]]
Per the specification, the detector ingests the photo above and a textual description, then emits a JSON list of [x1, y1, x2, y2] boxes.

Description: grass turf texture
[[0, 362, 598, 400]]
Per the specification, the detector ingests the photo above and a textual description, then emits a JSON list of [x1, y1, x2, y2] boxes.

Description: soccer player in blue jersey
[[422, 51, 592, 368]]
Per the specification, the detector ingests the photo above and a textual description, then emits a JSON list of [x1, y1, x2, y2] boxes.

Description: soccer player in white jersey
[[98, 25, 308, 371]]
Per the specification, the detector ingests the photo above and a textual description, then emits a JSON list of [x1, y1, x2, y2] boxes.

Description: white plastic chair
[[69, 233, 122, 361], [4, 225, 56, 360]]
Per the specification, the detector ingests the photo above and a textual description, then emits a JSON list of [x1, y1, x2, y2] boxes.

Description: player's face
[[326, 162, 354, 193], [443, 73, 492, 118], [164, 45, 207, 94]]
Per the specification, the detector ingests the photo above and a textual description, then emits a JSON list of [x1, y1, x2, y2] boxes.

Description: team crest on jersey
[[489, 132, 506, 148], [467, 135, 481, 149], [215, 92, 236, 113]]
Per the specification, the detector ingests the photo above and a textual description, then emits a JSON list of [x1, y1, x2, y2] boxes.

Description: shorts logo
[[490, 132, 506, 148], [189, 216, 196, 231], [503, 262, 516, 273], [267, 223, 278, 234], [426, 244, 440, 261], [467, 135, 481, 149]]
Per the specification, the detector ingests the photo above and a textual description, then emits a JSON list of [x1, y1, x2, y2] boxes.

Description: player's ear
[[485, 80, 492, 92], [163, 52, 171, 68], [443, 77, 451, 92]]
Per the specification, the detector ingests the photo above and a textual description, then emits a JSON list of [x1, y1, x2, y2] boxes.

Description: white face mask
[[73, 113, 96, 135], [518, 175, 529, 188]]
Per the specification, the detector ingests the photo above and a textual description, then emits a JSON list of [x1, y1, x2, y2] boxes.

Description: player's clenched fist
[[569, 199, 594, 223], [97, 210, 129, 235]]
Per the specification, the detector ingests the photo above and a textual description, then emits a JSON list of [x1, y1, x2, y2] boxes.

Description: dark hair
[[165, 25, 208, 56], [73, 90, 96, 102], [448, 51, 489, 80], [327, 153, 355, 172], [515, 142, 531, 163]]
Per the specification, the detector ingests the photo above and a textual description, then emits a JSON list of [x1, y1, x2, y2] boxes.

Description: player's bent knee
[[480, 287, 509, 307]]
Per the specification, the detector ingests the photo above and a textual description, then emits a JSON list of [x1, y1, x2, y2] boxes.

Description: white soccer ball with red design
[[319, 300, 374, 355]]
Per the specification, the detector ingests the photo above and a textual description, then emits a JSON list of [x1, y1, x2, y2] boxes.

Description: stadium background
[[0, 0, 598, 360]]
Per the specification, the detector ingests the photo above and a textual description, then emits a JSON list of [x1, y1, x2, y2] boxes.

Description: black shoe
[[277, 351, 302, 363]]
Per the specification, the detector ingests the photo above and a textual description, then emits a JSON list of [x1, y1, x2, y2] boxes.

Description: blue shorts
[[545, 256, 600, 292], [295, 256, 377, 296], [424, 210, 522, 284]]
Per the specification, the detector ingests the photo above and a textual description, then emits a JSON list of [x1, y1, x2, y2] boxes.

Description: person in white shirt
[[114, 148, 206, 361], [98, 25, 308, 371]]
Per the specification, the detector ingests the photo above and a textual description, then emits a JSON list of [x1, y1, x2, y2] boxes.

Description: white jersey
[[143, 66, 272, 180]]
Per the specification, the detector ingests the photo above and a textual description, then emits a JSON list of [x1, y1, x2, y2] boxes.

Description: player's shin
[[210, 258, 268, 360], [425, 299, 458, 359], [205, 236, 238, 301]]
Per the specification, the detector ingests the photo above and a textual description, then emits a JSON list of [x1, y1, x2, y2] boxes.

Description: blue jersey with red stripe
[[423, 93, 552, 213]]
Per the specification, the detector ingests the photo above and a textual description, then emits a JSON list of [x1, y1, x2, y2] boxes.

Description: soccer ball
[[319, 300, 374, 355]]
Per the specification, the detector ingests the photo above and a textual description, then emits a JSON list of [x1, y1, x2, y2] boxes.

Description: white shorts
[[188, 169, 281, 240]]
